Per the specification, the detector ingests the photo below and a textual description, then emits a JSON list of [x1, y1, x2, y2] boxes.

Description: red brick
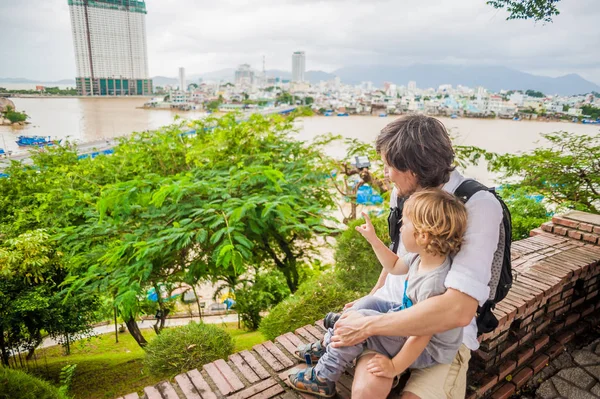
[[552, 216, 580, 229], [237, 352, 269, 381], [143, 386, 162, 399], [579, 223, 594, 232], [228, 378, 282, 399], [305, 325, 325, 340], [252, 344, 285, 372], [533, 335, 550, 352], [175, 373, 204, 399], [477, 374, 499, 396], [573, 321, 589, 335], [491, 382, 516, 399], [594, 226, 600, 234], [553, 226, 568, 236], [295, 327, 319, 343], [565, 313, 580, 327], [517, 346, 534, 366], [498, 359, 517, 381], [203, 360, 244, 395], [530, 354, 550, 374], [262, 341, 294, 368], [541, 222, 554, 232], [475, 349, 496, 362], [536, 317, 552, 334], [568, 230, 583, 240], [556, 330, 575, 345], [187, 369, 217, 399], [554, 304, 570, 317], [547, 299, 565, 313], [583, 233, 599, 244], [545, 342, 565, 359], [500, 341, 518, 359], [572, 297, 586, 308], [156, 382, 179, 399], [586, 290, 599, 301], [512, 367, 534, 388], [519, 331, 533, 346], [561, 288, 575, 299], [229, 353, 260, 384]]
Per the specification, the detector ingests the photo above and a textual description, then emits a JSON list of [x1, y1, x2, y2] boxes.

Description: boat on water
[[337, 112, 349, 117], [379, 113, 388, 117], [582, 119, 600, 125], [16, 135, 61, 147], [450, 114, 458, 119]]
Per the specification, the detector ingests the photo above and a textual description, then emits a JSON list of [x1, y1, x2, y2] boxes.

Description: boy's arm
[[366, 335, 432, 378], [355, 212, 409, 275]]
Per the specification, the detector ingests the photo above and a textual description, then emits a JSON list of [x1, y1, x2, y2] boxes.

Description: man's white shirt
[[373, 170, 503, 350]]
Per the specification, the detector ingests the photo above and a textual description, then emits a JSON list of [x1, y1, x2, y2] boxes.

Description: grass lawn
[[21, 322, 266, 399]]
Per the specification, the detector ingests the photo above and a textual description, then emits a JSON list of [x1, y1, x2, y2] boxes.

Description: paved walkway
[[521, 327, 600, 398], [40, 313, 239, 348]]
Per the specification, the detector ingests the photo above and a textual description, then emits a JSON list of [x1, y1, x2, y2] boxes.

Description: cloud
[[1, 0, 599, 84]]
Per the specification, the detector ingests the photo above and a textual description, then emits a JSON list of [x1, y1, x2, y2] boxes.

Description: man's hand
[[343, 299, 357, 310], [355, 212, 378, 244], [366, 354, 398, 379], [330, 311, 372, 348]]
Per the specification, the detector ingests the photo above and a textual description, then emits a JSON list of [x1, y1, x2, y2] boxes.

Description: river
[[2, 97, 598, 185]]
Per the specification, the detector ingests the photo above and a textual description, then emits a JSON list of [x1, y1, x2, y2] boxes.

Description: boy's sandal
[[293, 340, 325, 363], [288, 366, 336, 398]]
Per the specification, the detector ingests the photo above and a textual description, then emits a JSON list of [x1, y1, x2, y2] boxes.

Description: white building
[[68, 0, 152, 96], [292, 51, 306, 82], [234, 64, 255, 86], [179, 67, 186, 92], [408, 81, 417, 92]]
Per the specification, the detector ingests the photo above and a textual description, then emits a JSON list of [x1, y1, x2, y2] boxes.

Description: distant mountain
[[331, 64, 600, 96]]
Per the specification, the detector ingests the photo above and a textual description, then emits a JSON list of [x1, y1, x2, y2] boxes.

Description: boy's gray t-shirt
[[402, 253, 463, 364]]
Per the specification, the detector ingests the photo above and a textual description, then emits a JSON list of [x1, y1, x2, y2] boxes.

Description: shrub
[[235, 269, 291, 331], [144, 322, 234, 376], [0, 367, 69, 399], [259, 271, 360, 341], [3, 106, 28, 123], [499, 187, 550, 241], [334, 215, 389, 293]]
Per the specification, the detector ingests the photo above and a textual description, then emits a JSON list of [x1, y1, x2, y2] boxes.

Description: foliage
[[580, 105, 600, 120], [235, 269, 291, 330], [334, 215, 388, 293], [2, 106, 28, 123], [487, 0, 561, 23], [498, 186, 550, 240], [144, 322, 234, 376], [525, 89, 545, 98], [259, 272, 359, 340], [205, 100, 221, 111], [58, 364, 77, 397], [54, 113, 336, 348], [457, 131, 599, 214], [0, 367, 69, 399]]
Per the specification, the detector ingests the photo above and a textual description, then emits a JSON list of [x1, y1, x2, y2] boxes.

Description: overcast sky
[[1, 0, 599, 84]]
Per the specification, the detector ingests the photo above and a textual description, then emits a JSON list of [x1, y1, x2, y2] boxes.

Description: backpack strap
[[454, 179, 490, 202], [388, 196, 407, 253]]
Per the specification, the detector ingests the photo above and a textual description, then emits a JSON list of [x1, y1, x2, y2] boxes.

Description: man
[[330, 115, 503, 398]]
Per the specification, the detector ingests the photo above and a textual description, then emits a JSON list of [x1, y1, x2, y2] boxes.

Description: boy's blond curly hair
[[404, 189, 467, 257]]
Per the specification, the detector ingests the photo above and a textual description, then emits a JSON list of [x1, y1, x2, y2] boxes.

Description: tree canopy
[[487, 0, 561, 22]]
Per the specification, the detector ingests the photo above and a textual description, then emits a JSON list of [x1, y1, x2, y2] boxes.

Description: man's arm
[[331, 288, 477, 347]]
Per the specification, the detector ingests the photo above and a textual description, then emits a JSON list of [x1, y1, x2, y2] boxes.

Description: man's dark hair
[[376, 115, 455, 188]]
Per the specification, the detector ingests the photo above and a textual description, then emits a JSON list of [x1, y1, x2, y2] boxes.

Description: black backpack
[[387, 180, 512, 335]]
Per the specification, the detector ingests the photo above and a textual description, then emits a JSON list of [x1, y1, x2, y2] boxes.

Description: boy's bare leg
[[352, 353, 394, 399]]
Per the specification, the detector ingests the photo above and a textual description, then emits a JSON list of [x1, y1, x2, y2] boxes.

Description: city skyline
[[1, 0, 600, 85]]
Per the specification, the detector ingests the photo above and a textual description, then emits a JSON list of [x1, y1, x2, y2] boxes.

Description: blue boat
[[450, 114, 458, 119], [582, 119, 600, 125], [324, 112, 333, 116], [0, 149, 4, 156], [379, 113, 388, 117], [16, 135, 61, 147], [337, 112, 349, 117]]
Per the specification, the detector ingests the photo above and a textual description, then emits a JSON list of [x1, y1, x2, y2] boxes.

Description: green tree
[[487, 0, 561, 22], [458, 131, 599, 213], [525, 89, 545, 98], [3, 106, 28, 123]]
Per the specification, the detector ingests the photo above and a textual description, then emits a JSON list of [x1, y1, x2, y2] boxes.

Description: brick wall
[[116, 211, 600, 399], [469, 211, 600, 399]]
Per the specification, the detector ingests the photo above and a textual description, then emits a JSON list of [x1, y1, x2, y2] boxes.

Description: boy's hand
[[355, 212, 378, 243], [366, 354, 399, 379]]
